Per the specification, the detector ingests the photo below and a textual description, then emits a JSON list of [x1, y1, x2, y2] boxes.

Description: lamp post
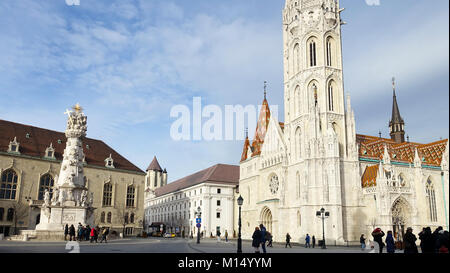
[[196, 206, 202, 244], [237, 195, 244, 253], [316, 208, 329, 249]]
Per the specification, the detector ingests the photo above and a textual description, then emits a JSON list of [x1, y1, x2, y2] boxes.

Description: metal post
[[322, 213, 326, 249], [237, 206, 242, 253]]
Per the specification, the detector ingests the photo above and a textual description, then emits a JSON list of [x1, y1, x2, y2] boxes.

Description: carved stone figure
[[43, 190, 51, 207], [81, 190, 88, 207], [51, 188, 60, 206]]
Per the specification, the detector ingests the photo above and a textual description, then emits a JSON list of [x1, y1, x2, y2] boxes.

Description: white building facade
[[238, 0, 449, 245], [144, 164, 239, 238]]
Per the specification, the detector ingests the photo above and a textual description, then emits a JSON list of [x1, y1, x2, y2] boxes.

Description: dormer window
[[8, 137, 20, 154], [26, 133, 31, 139], [45, 143, 56, 159], [105, 154, 115, 168]]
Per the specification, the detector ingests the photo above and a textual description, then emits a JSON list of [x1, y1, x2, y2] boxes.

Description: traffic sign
[[196, 218, 202, 224], [196, 223, 201, 228]]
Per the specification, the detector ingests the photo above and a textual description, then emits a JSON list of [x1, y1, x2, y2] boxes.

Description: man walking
[[305, 234, 311, 248], [259, 224, 267, 253], [64, 224, 69, 241], [69, 224, 75, 241], [225, 230, 228, 242], [286, 233, 292, 248]]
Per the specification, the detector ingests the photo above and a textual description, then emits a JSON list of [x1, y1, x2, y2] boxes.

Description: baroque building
[[238, 0, 449, 245], [0, 117, 146, 237], [144, 164, 238, 238]]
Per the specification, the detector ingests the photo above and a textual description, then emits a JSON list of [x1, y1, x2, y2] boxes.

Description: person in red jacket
[[90, 227, 95, 243]]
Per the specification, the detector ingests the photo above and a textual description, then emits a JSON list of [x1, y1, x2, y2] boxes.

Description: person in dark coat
[[372, 228, 385, 254], [252, 227, 261, 253], [64, 224, 69, 241], [266, 232, 273, 247], [312, 235, 316, 248], [432, 226, 443, 253], [385, 231, 395, 253], [419, 227, 434, 253], [259, 224, 267, 253], [285, 233, 292, 248], [404, 227, 418, 254], [438, 230, 449, 253], [360, 234, 366, 251], [69, 224, 76, 241], [85, 225, 91, 241]]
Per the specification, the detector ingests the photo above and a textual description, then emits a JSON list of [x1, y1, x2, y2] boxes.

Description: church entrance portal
[[260, 207, 273, 234]]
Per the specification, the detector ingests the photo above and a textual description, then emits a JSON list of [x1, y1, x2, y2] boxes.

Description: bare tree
[[115, 205, 133, 237], [11, 201, 29, 235]]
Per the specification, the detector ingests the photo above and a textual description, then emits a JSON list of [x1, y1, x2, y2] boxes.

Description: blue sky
[[0, 0, 448, 182]]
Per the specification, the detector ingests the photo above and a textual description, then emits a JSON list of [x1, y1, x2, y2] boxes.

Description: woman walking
[[404, 227, 418, 254], [372, 228, 385, 253], [360, 234, 366, 251], [285, 233, 292, 248], [385, 231, 396, 253], [69, 224, 75, 241], [252, 227, 261, 253]]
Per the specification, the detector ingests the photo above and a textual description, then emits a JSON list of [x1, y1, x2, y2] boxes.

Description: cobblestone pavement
[[0, 237, 401, 253]]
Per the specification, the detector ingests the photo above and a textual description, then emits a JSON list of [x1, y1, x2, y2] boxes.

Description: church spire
[[389, 77, 405, 143]]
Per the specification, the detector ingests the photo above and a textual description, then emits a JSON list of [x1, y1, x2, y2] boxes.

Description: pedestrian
[[217, 230, 221, 242], [259, 224, 267, 253], [266, 232, 273, 247], [225, 230, 228, 242], [312, 235, 316, 248], [77, 225, 84, 242], [77, 223, 82, 241], [69, 224, 75, 241], [438, 230, 449, 253], [419, 227, 434, 253], [94, 226, 99, 243], [85, 225, 91, 241], [64, 224, 69, 241], [285, 233, 292, 248], [90, 227, 95, 243], [360, 234, 366, 251], [385, 231, 395, 253], [372, 228, 385, 254], [252, 227, 261, 253], [100, 227, 108, 243], [432, 226, 443, 253], [305, 234, 311, 248], [404, 227, 418, 254]]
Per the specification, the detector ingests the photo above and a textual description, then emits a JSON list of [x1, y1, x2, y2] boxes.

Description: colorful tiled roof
[[240, 136, 251, 162], [154, 164, 239, 197], [361, 164, 379, 188], [357, 134, 448, 167], [0, 119, 145, 173]]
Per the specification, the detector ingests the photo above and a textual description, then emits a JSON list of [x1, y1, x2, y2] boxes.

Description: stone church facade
[[238, 0, 449, 245]]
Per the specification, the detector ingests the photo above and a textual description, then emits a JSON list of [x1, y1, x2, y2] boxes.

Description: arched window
[[100, 212, 105, 223], [124, 212, 129, 224], [328, 82, 334, 111], [296, 172, 301, 199], [295, 127, 302, 159], [38, 174, 54, 200], [0, 208, 4, 221], [326, 37, 333, 66], [130, 213, 135, 224], [426, 178, 438, 222], [1, 169, 18, 200], [7, 208, 14, 221], [103, 183, 113, 206], [295, 85, 301, 116], [309, 41, 317, 67], [126, 185, 135, 207], [107, 212, 112, 223], [293, 43, 300, 74]]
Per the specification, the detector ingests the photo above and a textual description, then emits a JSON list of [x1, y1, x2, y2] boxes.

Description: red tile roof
[[357, 134, 447, 167], [0, 119, 145, 173], [147, 156, 163, 172], [361, 164, 379, 188], [154, 164, 239, 197]]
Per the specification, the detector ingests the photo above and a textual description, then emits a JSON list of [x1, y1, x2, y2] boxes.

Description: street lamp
[[316, 208, 329, 249], [237, 195, 244, 253], [196, 206, 202, 244]]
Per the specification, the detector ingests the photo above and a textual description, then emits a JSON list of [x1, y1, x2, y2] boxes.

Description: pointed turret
[[389, 77, 405, 143], [147, 156, 163, 172], [252, 82, 271, 156]]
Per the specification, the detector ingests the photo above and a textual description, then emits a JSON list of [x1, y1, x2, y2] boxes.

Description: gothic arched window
[[100, 212, 105, 223], [326, 37, 333, 67], [38, 174, 54, 200], [295, 127, 302, 160], [130, 213, 135, 224], [103, 183, 113, 206], [7, 208, 14, 221], [0, 169, 18, 200], [126, 185, 135, 207], [293, 43, 300, 74], [309, 41, 317, 67], [269, 175, 279, 195], [295, 85, 301, 116], [0, 208, 4, 221], [124, 212, 129, 224], [426, 178, 437, 222], [107, 212, 112, 223], [328, 82, 334, 112]]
